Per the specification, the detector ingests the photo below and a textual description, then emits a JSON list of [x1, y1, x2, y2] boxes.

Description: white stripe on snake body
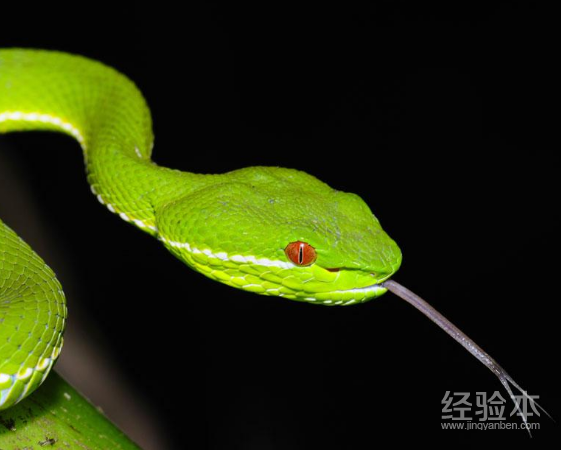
[[0, 111, 85, 145], [160, 237, 295, 270]]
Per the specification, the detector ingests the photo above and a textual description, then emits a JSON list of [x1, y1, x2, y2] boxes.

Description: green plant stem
[[0, 371, 140, 449]]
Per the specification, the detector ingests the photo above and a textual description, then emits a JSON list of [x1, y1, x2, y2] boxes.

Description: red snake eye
[[285, 241, 317, 266]]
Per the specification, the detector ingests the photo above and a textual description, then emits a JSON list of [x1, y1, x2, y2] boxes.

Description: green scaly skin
[[0, 49, 402, 410]]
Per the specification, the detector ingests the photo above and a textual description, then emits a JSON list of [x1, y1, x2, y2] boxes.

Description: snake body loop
[[0, 49, 402, 409]]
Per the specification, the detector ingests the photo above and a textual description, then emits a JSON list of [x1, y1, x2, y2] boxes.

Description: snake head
[[156, 167, 402, 305]]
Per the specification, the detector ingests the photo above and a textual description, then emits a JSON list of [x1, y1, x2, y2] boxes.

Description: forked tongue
[[381, 279, 553, 436]]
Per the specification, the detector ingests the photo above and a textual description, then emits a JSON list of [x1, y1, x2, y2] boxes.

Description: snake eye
[[285, 241, 317, 266]]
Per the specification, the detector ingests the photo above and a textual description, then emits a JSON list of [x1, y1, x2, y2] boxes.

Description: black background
[[0, 3, 558, 449]]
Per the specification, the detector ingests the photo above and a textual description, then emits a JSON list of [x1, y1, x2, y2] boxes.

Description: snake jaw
[[158, 235, 392, 305]]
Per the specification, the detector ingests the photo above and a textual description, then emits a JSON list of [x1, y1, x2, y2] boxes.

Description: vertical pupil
[[285, 241, 316, 266]]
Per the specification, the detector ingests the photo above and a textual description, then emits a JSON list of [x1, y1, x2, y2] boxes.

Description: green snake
[[0, 49, 546, 426]]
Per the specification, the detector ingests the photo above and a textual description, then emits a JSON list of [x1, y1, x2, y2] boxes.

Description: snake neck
[[0, 49, 207, 236], [86, 151, 205, 236]]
